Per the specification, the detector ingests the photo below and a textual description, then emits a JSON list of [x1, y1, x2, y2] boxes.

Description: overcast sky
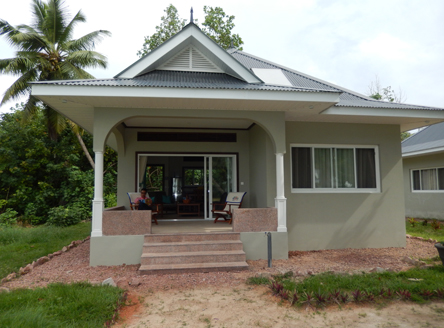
[[1, 0, 443, 114]]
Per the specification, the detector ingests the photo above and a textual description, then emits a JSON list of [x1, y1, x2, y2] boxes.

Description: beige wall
[[248, 125, 276, 208], [285, 122, 406, 251], [403, 153, 444, 219]]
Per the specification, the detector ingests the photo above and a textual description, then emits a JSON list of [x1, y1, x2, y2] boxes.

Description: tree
[[0, 104, 117, 225], [137, 5, 186, 57], [368, 76, 411, 141], [137, 5, 243, 57], [0, 0, 110, 141], [368, 76, 405, 103]]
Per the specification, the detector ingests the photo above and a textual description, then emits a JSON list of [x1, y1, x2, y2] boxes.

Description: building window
[[291, 144, 380, 193], [411, 167, 444, 191]]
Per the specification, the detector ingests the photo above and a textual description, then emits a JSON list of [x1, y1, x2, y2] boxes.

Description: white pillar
[[91, 151, 104, 237], [275, 152, 287, 232]]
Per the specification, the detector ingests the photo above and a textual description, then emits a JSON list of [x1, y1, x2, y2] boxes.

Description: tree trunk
[[76, 132, 95, 169]]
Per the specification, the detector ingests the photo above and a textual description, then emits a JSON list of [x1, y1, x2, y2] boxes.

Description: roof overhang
[[402, 147, 444, 158]]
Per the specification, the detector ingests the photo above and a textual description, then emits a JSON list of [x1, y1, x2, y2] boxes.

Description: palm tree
[[0, 0, 110, 149]]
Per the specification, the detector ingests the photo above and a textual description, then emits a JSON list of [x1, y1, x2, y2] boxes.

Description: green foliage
[[406, 219, 444, 241], [47, 206, 82, 227], [0, 282, 123, 328], [137, 5, 243, 57], [0, 209, 18, 227], [202, 6, 243, 50], [0, 222, 91, 278], [137, 5, 186, 57], [0, 107, 117, 224], [431, 219, 441, 231], [408, 217, 416, 227]]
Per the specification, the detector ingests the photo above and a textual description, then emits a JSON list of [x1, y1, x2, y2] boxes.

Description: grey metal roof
[[31, 70, 338, 93], [229, 50, 442, 111], [402, 122, 444, 154]]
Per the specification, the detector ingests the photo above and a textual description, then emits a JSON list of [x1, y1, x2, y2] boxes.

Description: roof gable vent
[[159, 46, 223, 73]]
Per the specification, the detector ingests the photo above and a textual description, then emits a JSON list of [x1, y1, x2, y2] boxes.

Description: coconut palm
[[0, 0, 110, 143]]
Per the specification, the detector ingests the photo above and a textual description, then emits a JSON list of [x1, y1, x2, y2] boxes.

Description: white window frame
[[290, 143, 381, 193], [410, 166, 444, 193]]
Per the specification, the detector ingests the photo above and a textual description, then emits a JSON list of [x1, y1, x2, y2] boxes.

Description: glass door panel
[[205, 156, 235, 219]]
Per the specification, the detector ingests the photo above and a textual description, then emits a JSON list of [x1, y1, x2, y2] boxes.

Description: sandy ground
[[116, 286, 444, 328]]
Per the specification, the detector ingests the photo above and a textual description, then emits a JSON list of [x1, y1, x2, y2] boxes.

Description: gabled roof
[[114, 23, 262, 84], [402, 122, 444, 157]]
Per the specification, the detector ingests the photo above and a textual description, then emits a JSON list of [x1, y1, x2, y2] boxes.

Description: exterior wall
[[90, 235, 144, 266], [248, 125, 276, 208], [285, 122, 406, 251], [116, 128, 251, 209], [403, 152, 444, 219], [240, 232, 288, 260]]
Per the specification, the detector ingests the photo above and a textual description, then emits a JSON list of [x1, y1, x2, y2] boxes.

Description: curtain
[[412, 170, 421, 190], [356, 148, 376, 188], [438, 168, 444, 190], [421, 169, 437, 190], [292, 147, 312, 188], [314, 148, 332, 188], [336, 148, 355, 188], [138, 156, 148, 191]]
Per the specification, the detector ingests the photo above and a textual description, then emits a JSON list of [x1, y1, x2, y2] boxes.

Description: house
[[30, 22, 444, 267], [402, 122, 444, 219]]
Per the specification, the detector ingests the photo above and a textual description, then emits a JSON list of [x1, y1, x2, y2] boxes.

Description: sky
[[0, 0, 443, 114]]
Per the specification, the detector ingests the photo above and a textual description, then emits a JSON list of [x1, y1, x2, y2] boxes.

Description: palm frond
[[31, 0, 47, 33], [65, 50, 108, 69], [58, 61, 95, 79], [21, 96, 40, 123], [1, 69, 39, 105], [43, 0, 70, 44], [58, 10, 86, 45], [0, 56, 37, 75], [64, 30, 111, 52]]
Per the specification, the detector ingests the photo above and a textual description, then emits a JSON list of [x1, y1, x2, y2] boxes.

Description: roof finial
[[190, 7, 194, 24]]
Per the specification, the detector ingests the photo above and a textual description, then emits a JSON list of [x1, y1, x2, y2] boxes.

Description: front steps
[[139, 232, 248, 275]]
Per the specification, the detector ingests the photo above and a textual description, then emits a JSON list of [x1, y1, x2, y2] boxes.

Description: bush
[[46, 206, 83, 227], [0, 209, 18, 226]]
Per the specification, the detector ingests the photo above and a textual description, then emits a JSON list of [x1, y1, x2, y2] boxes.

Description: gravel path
[[1, 236, 438, 292]]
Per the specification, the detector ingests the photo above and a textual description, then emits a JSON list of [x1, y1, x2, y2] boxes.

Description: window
[[291, 145, 380, 193], [411, 167, 444, 191]]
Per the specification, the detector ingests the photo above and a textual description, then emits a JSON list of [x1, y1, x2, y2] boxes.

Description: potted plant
[[436, 242, 444, 266]]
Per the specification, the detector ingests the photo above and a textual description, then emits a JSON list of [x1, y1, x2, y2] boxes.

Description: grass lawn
[[0, 222, 91, 279], [0, 282, 124, 328], [406, 219, 444, 242]]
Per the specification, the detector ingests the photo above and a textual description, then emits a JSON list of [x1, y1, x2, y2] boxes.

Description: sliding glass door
[[204, 155, 236, 219]]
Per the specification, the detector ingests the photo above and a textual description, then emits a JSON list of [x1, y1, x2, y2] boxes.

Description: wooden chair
[[127, 192, 159, 225], [212, 192, 246, 224]]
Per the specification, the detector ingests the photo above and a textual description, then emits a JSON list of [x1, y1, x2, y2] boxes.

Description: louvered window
[[159, 47, 222, 72]]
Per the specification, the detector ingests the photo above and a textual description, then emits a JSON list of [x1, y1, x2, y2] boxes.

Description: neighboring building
[[30, 23, 444, 266], [402, 122, 444, 219]]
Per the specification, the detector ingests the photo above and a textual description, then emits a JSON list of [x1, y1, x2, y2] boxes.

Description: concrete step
[[144, 232, 240, 243], [141, 250, 246, 265], [143, 240, 244, 253], [139, 261, 249, 275]]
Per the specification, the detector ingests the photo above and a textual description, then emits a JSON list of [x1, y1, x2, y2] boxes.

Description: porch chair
[[127, 192, 159, 225], [212, 192, 247, 224]]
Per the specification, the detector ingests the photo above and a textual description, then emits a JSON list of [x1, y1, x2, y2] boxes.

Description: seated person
[[134, 188, 153, 211]]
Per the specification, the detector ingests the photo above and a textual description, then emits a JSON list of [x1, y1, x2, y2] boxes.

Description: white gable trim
[[115, 24, 262, 84], [402, 147, 444, 158], [159, 46, 223, 73]]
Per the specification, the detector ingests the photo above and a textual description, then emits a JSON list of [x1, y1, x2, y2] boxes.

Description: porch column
[[91, 151, 104, 237], [275, 153, 287, 232]]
